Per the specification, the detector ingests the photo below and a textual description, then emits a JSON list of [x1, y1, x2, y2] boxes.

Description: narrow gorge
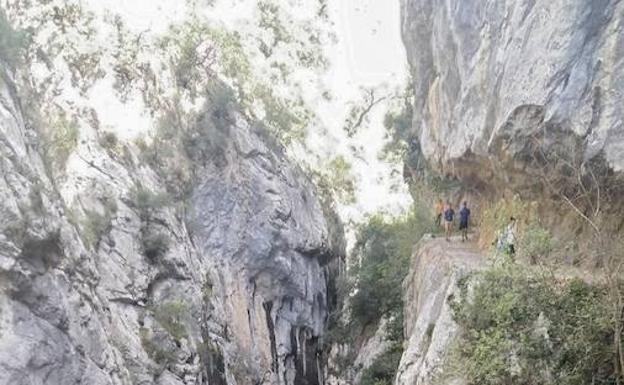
[[1, 1, 624, 385]]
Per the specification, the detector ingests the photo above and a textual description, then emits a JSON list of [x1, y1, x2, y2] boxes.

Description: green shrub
[[43, 113, 79, 173], [480, 197, 554, 264], [202, 275, 214, 302], [82, 209, 111, 248], [478, 196, 533, 250], [141, 227, 170, 262], [0, 9, 28, 68], [82, 199, 117, 249], [360, 344, 403, 385], [153, 301, 189, 341], [130, 185, 171, 220], [450, 264, 620, 385], [380, 94, 413, 163], [129, 185, 172, 261], [518, 223, 552, 264], [309, 157, 358, 207], [99, 131, 118, 151]]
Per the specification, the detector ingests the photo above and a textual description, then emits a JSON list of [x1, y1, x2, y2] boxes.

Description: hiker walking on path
[[505, 217, 517, 256], [444, 201, 455, 241], [496, 216, 518, 257], [459, 201, 471, 242], [434, 198, 444, 228]]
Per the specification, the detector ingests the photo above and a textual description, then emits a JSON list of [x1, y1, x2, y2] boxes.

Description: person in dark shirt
[[444, 201, 455, 241], [459, 201, 471, 242]]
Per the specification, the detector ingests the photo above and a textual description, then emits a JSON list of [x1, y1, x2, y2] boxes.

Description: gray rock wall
[[190, 110, 344, 385], [401, 0, 624, 199], [0, 65, 343, 385]]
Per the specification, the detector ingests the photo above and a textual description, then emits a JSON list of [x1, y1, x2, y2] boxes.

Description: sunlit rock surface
[[0, 66, 343, 385], [401, 0, 624, 196], [395, 237, 485, 385]]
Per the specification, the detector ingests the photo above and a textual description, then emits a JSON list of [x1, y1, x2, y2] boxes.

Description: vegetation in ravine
[[349, 203, 433, 328], [329, 200, 434, 384]]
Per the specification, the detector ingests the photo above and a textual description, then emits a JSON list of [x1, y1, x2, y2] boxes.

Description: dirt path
[[417, 233, 487, 270], [420, 231, 606, 285]]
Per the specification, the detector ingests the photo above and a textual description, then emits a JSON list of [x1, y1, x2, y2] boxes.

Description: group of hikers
[[434, 199, 471, 242], [433, 198, 517, 256]]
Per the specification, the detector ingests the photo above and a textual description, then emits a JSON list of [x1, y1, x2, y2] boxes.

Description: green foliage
[[479, 196, 533, 249], [450, 264, 621, 385], [136, 83, 236, 199], [6, 1, 102, 94], [202, 275, 214, 302], [139, 327, 177, 365], [159, 20, 221, 101], [153, 301, 189, 341], [518, 223, 553, 264], [81, 198, 117, 249], [479, 197, 554, 263], [359, 344, 403, 385], [82, 209, 111, 249], [0, 9, 28, 68], [43, 112, 79, 174], [380, 92, 414, 163], [99, 131, 133, 164], [130, 185, 171, 220], [328, 202, 433, 380], [99, 131, 118, 150], [141, 227, 170, 262], [312, 156, 357, 205], [257, 1, 291, 50], [349, 203, 434, 327], [155, 10, 322, 143], [129, 184, 171, 261]]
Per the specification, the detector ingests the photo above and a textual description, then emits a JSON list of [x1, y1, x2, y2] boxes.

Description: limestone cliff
[[395, 237, 484, 385], [0, 64, 343, 385], [401, 0, 624, 211]]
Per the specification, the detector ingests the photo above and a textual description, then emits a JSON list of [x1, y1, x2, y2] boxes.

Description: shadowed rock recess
[[401, 0, 624, 210], [0, 64, 344, 385]]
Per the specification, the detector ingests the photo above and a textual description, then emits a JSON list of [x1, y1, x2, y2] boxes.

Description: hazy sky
[[336, 0, 407, 87], [321, 0, 411, 222]]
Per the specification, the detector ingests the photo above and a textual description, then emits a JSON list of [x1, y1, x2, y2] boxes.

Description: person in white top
[[505, 217, 517, 256]]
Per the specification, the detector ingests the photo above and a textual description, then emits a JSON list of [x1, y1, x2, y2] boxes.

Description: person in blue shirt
[[444, 201, 455, 241], [459, 201, 471, 242]]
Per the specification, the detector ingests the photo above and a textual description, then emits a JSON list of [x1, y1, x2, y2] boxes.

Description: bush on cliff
[[450, 264, 621, 385], [479, 197, 553, 264], [0, 10, 28, 68], [359, 342, 403, 385]]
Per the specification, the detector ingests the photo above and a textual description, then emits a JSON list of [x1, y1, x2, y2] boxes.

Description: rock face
[[0, 65, 343, 385], [191, 111, 343, 384], [395, 237, 485, 385], [401, 0, 624, 200]]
